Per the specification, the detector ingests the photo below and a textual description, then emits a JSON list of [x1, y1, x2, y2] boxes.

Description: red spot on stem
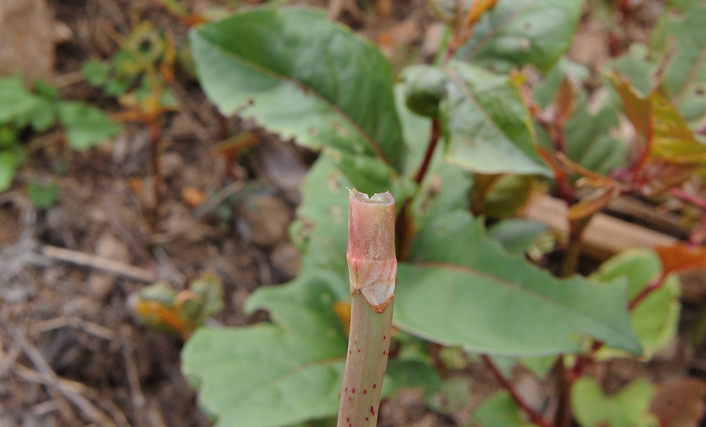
[[383, 335, 387, 340], [373, 384, 377, 389], [382, 350, 387, 355], [365, 417, 369, 422], [363, 389, 367, 395], [345, 387, 348, 392], [370, 406, 375, 415]]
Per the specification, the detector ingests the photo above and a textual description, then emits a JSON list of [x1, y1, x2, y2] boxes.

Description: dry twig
[[41, 245, 156, 282]]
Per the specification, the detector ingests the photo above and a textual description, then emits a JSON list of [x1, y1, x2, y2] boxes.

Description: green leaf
[[441, 61, 551, 176], [383, 359, 442, 399], [563, 99, 628, 175], [473, 391, 536, 427], [27, 99, 57, 132], [183, 322, 347, 426], [572, 378, 659, 427], [0, 75, 41, 124], [394, 211, 641, 356], [651, 1, 706, 130], [604, 43, 655, 97], [0, 126, 18, 150], [533, 58, 589, 108], [56, 101, 121, 150], [189, 7, 405, 179], [591, 249, 680, 359], [487, 218, 548, 255], [186, 273, 224, 325], [27, 182, 60, 208], [395, 83, 431, 176], [0, 150, 24, 192], [454, 0, 584, 73]]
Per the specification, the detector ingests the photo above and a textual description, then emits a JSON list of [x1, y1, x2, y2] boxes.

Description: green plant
[[134, 272, 224, 340], [0, 75, 121, 192], [180, 0, 706, 425], [82, 20, 180, 225]]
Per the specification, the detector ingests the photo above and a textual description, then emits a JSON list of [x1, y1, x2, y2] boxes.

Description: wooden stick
[[523, 195, 678, 260]]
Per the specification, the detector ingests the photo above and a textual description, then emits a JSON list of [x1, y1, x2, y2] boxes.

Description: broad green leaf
[[56, 101, 121, 150], [410, 162, 473, 230], [0, 76, 41, 124], [185, 278, 348, 427], [189, 7, 405, 186], [395, 211, 641, 356], [473, 391, 537, 427], [591, 249, 680, 359], [572, 378, 658, 427], [184, 315, 439, 426], [487, 218, 548, 255], [562, 99, 628, 175], [183, 315, 347, 427], [0, 150, 24, 192], [441, 61, 550, 176], [651, 1, 706, 130], [454, 0, 584, 73]]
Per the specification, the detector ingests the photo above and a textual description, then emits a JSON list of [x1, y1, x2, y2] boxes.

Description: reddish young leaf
[[553, 75, 578, 127], [610, 73, 651, 140], [465, 0, 499, 27], [650, 90, 706, 164], [655, 243, 706, 275], [568, 186, 619, 221]]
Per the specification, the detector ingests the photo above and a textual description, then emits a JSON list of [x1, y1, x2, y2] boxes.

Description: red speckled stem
[[338, 189, 396, 427]]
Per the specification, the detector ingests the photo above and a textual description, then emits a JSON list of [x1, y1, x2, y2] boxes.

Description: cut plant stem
[[338, 189, 396, 427]]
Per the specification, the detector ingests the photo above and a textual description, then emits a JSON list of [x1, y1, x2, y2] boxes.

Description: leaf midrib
[[195, 28, 393, 167]]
